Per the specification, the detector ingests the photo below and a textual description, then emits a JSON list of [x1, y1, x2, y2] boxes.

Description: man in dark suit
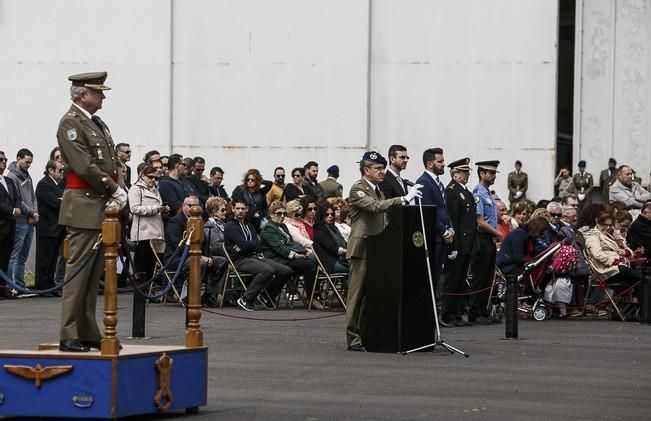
[[415, 148, 454, 319], [441, 158, 476, 326], [0, 150, 23, 299], [379, 144, 412, 199], [34, 159, 66, 294]]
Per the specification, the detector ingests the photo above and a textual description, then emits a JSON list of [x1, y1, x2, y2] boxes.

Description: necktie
[[375, 186, 381, 198], [396, 174, 406, 195], [436, 177, 445, 204], [92, 115, 105, 135]]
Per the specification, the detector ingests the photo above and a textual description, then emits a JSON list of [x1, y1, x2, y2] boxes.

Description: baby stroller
[[517, 242, 563, 321], [486, 266, 508, 321]]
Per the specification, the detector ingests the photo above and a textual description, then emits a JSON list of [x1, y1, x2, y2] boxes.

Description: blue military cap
[[327, 165, 339, 176], [360, 151, 387, 167], [448, 157, 471, 171], [476, 160, 500, 172], [578, 160, 586, 168]]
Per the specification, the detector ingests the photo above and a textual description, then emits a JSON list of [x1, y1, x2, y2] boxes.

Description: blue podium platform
[[0, 344, 207, 419]]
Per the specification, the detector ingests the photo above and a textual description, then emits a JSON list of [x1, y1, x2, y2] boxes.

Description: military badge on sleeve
[[66, 129, 77, 141], [474, 195, 480, 203], [356, 190, 366, 198]]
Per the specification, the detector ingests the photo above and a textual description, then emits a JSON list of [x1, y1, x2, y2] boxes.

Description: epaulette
[[66, 111, 78, 117]]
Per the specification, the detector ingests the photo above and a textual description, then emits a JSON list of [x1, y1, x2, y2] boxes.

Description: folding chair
[[308, 251, 347, 311], [149, 239, 186, 307], [582, 249, 625, 320], [220, 244, 276, 310]]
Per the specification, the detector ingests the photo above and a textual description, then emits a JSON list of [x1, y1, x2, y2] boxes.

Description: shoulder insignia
[[356, 190, 366, 198], [66, 129, 77, 141], [474, 195, 480, 204], [459, 192, 465, 200], [66, 111, 77, 117]]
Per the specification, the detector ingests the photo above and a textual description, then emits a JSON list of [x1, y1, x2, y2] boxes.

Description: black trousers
[[0, 227, 15, 277], [134, 241, 157, 282], [469, 234, 496, 319], [35, 234, 64, 289], [441, 253, 472, 321]]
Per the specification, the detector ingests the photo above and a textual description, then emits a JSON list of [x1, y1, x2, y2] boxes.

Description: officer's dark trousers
[[469, 234, 496, 319], [441, 253, 471, 321]]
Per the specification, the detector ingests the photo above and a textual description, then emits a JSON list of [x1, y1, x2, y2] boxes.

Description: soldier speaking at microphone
[[57, 72, 127, 352], [345, 151, 423, 352]]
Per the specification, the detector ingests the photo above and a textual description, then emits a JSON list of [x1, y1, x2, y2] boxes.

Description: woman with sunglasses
[[282, 167, 307, 202], [231, 168, 272, 232], [128, 164, 169, 281], [300, 196, 318, 239], [584, 211, 640, 290], [284, 199, 314, 250], [260, 201, 319, 308], [314, 202, 349, 275]]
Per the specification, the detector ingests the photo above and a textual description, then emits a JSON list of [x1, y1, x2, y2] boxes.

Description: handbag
[[287, 241, 307, 254]]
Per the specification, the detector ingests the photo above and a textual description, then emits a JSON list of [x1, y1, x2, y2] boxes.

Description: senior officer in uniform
[[57, 72, 127, 352], [469, 160, 502, 325], [441, 158, 476, 326], [346, 151, 423, 352]]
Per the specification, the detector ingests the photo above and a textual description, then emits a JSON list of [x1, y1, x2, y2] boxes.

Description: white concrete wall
[[0, 0, 559, 202], [370, 0, 558, 201], [575, 0, 651, 186]]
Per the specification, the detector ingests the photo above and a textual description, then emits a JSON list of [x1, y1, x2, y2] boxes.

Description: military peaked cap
[[68, 72, 111, 90], [476, 160, 500, 172], [360, 151, 387, 167], [448, 157, 471, 171]]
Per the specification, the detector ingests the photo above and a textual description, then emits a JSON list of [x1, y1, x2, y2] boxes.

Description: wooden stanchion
[[185, 205, 204, 347], [101, 206, 121, 356]]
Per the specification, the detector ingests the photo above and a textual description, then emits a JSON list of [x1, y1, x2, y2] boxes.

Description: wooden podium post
[[101, 206, 121, 356], [185, 205, 204, 347]]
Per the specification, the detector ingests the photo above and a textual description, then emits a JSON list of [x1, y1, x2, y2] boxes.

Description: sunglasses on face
[[274, 211, 287, 216], [276, 174, 285, 178], [122, 150, 132, 154], [550, 213, 562, 217], [292, 174, 301, 178], [325, 212, 334, 216], [0, 158, 7, 162], [246, 178, 256, 182], [307, 207, 317, 211], [145, 174, 160, 180]]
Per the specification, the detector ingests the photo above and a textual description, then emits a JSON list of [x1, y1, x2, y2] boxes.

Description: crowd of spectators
[[1, 146, 650, 323]]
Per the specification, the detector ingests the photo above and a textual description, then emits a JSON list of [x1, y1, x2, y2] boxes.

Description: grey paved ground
[[1, 295, 650, 420]]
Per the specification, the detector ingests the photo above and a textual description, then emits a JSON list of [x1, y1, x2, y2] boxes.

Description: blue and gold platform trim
[[0, 345, 207, 419]]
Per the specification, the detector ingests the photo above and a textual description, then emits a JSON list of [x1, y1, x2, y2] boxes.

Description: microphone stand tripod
[[402, 197, 469, 357]]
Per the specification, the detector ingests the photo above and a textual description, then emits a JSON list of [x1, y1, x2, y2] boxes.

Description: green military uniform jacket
[[57, 104, 121, 230], [569, 171, 594, 198], [507, 171, 528, 203], [346, 178, 402, 259], [320, 177, 344, 198]]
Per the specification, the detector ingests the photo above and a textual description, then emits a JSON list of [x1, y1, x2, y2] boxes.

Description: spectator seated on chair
[[627, 200, 651, 261], [163, 196, 226, 307], [313, 202, 349, 275], [224, 199, 289, 311], [496, 216, 551, 277], [583, 211, 641, 291], [284, 199, 314, 249], [260, 200, 318, 308], [328, 197, 352, 242]]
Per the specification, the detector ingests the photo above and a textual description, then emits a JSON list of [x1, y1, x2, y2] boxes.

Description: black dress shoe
[[59, 340, 90, 352], [347, 344, 367, 352]]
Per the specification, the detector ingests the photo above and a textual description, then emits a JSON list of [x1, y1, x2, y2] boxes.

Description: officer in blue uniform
[[469, 160, 502, 325]]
